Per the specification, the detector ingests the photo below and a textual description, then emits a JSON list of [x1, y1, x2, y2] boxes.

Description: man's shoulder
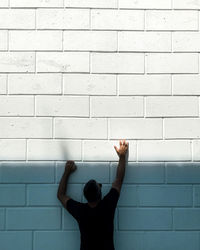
[[103, 187, 120, 201]]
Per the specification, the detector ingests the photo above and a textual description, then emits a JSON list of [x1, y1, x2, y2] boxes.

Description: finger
[[123, 140, 125, 145], [114, 145, 118, 152], [120, 140, 122, 146]]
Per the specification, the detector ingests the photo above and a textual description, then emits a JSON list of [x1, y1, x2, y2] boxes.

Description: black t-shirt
[[65, 187, 120, 250]]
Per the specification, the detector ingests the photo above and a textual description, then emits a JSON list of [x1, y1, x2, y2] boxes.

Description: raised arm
[[112, 140, 128, 194]]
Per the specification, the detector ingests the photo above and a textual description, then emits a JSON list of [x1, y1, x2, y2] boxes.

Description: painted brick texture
[[1, 1, 200, 250]]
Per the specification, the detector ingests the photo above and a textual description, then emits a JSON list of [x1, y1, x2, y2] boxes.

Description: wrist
[[119, 155, 126, 159], [64, 169, 71, 175]]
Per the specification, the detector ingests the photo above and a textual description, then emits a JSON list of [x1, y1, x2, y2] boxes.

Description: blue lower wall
[[1, 162, 200, 250]]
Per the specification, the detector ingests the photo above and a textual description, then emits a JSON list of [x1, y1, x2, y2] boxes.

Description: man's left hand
[[65, 160, 77, 174]]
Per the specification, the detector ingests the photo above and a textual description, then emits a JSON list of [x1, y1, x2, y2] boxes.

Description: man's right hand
[[114, 140, 128, 158]]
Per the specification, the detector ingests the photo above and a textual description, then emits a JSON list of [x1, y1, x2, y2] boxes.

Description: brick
[[0, 162, 54, 183], [116, 185, 138, 206], [110, 162, 165, 184], [0, 96, 34, 116], [0, 232, 32, 250], [63, 31, 117, 51], [0, 30, 7, 50], [109, 118, 162, 139], [0, 118, 52, 138], [83, 140, 136, 161], [0, 9, 35, 29], [65, 0, 117, 8], [115, 232, 143, 250], [54, 118, 107, 139], [91, 9, 144, 30], [119, 31, 171, 52], [118, 75, 171, 95], [173, 0, 200, 9], [27, 184, 82, 206], [115, 232, 199, 250], [146, 10, 198, 30], [0, 209, 4, 229], [146, 53, 198, 73], [36, 52, 89, 73], [6, 207, 61, 229], [34, 231, 80, 250], [28, 140, 82, 161], [173, 75, 200, 95], [91, 96, 143, 117], [119, 208, 172, 230], [193, 140, 200, 161], [10, 31, 62, 51], [174, 209, 200, 229], [194, 185, 200, 206], [173, 32, 200, 52], [37, 9, 89, 29], [143, 232, 199, 250], [63, 74, 116, 95], [0, 74, 7, 94], [10, 0, 63, 7], [165, 118, 200, 139], [36, 96, 89, 116], [8, 73, 62, 94], [166, 163, 200, 183], [138, 140, 191, 161], [119, 0, 171, 9], [0, 184, 25, 206], [146, 96, 198, 117], [0, 52, 35, 73], [137, 185, 192, 206], [91, 53, 144, 73], [0, 0, 8, 7], [56, 162, 110, 184], [0, 140, 26, 160]]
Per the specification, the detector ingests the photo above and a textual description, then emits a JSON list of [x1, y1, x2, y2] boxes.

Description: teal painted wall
[[1, 162, 200, 250]]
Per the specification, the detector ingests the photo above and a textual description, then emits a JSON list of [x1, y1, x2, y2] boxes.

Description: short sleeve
[[65, 199, 82, 221], [103, 187, 120, 212]]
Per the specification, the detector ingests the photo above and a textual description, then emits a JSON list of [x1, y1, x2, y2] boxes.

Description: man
[[57, 140, 129, 250]]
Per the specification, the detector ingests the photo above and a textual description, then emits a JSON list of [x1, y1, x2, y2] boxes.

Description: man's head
[[83, 179, 102, 202]]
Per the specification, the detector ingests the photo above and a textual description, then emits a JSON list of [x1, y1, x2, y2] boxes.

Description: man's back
[[66, 140, 128, 250], [66, 187, 120, 250]]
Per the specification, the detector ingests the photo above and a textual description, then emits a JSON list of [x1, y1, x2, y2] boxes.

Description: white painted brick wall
[[9, 31, 63, 51], [63, 31, 117, 51], [36, 9, 90, 29], [10, 0, 64, 7], [8, 74, 62, 94], [118, 31, 171, 52], [0, 52, 35, 72], [119, 0, 171, 9], [146, 53, 198, 73], [172, 0, 200, 9], [0, 2, 199, 162], [91, 53, 144, 73], [91, 10, 144, 30], [146, 10, 198, 31], [173, 75, 200, 95], [0, 9, 35, 29], [173, 32, 200, 52]]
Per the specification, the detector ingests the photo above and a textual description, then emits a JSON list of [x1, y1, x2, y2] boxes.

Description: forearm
[[57, 170, 71, 197], [116, 155, 126, 182]]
